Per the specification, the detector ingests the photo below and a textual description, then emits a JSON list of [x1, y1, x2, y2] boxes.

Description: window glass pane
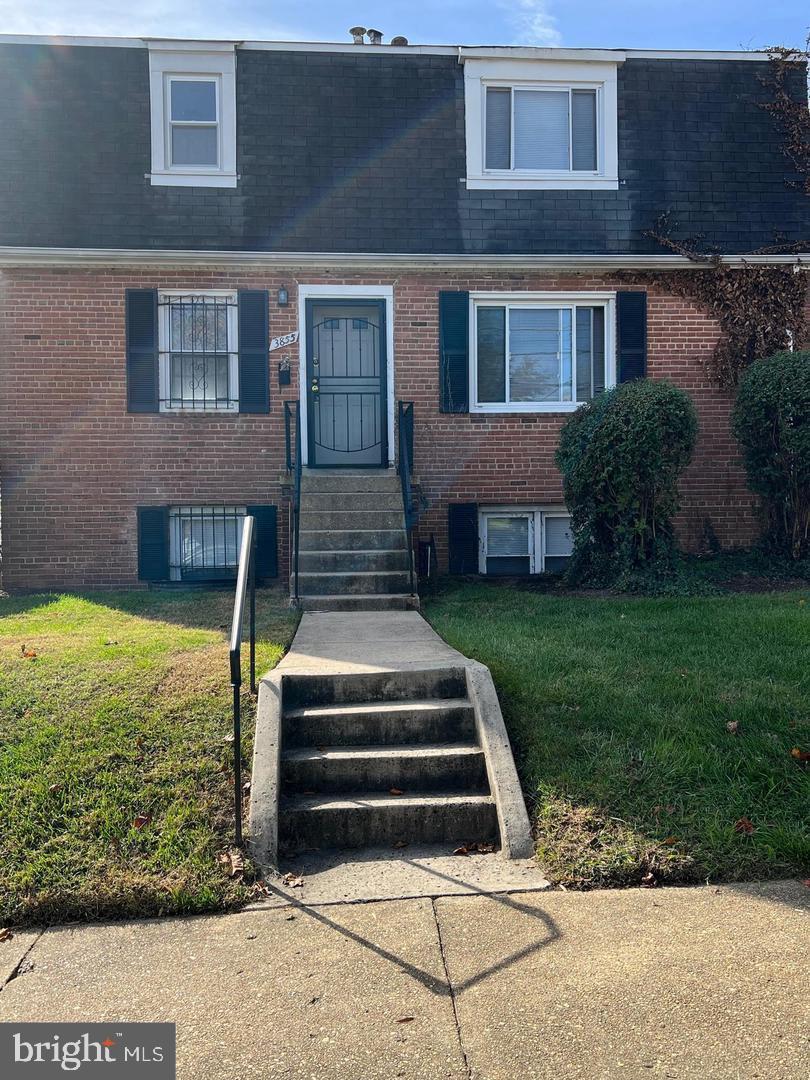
[[169, 298, 228, 352], [487, 516, 530, 557], [576, 307, 593, 401], [171, 80, 217, 122], [485, 87, 511, 169], [170, 507, 245, 580], [545, 517, 573, 557], [513, 89, 569, 170], [592, 307, 605, 394], [509, 308, 567, 402], [477, 306, 506, 403], [571, 89, 597, 170], [171, 125, 218, 166]]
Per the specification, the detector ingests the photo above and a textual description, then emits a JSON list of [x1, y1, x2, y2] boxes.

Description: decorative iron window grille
[[169, 505, 246, 581], [159, 293, 238, 410]]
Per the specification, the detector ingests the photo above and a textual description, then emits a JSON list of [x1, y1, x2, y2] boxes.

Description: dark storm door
[[306, 300, 387, 468]]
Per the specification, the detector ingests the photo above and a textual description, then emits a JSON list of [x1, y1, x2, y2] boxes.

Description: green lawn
[[0, 589, 297, 926], [425, 582, 810, 888]]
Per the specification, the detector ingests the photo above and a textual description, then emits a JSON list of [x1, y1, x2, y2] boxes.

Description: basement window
[[169, 506, 246, 581], [147, 42, 237, 187], [479, 509, 573, 575]]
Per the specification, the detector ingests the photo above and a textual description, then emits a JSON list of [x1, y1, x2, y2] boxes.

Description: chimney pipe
[[349, 26, 366, 44], [366, 28, 383, 45], [390, 35, 409, 46]]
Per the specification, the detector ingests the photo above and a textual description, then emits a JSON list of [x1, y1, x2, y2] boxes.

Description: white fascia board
[[0, 34, 145, 48], [459, 47, 626, 63], [144, 39, 238, 52], [0, 247, 807, 270]]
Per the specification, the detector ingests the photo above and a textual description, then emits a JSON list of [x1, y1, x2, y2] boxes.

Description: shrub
[[732, 350, 810, 560], [556, 380, 698, 586]]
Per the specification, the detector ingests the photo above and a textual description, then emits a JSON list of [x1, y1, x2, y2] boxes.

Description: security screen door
[[306, 300, 387, 467]]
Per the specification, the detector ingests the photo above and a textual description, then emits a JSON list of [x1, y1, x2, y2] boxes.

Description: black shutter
[[137, 506, 169, 581], [448, 503, 479, 575], [126, 289, 159, 412], [247, 505, 278, 581], [238, 290, 270, 414], [439, 291, 470, 413], [617, 291, 647, 383]]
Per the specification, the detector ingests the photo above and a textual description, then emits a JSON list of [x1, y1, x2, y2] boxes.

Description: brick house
[[0, 31, 807, 600]]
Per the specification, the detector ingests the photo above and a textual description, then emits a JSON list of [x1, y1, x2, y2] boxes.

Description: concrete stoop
[[249, 656, 534, 868], [293, 468, 417, 612]]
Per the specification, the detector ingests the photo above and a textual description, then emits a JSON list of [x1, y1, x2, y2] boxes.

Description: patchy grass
[[0, 589, 298, 926], [425, 582, 810, 888]]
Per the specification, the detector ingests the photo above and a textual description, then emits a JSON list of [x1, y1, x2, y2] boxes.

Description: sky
[[0, 0, 806, 51]]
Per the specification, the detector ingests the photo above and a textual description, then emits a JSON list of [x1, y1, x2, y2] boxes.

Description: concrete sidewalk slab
[[434, 880, 810, 1080], [278, 610, 461, 673], [253, 844, 550, 906], [0, 929, 41, 988], [0, 902, 465, 1080]]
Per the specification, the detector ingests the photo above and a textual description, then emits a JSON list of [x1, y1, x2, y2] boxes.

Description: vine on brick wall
[[636, 45, 810, 390]]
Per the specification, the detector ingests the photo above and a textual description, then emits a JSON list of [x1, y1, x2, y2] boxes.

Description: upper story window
[[158, 291, 238, 411], [464, 58, 619, 190], [470, 292, 616, 413], [147, 42, 237, 188]]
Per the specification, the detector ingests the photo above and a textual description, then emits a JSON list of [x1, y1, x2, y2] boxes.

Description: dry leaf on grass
[[734, 816, 755, 835], [790, 748, 810, 763], [389, 788, 405, 796], [726, 721, 739, 734], [132, 812, 152, 830], [20, 645, 37, 659], [640, 872, 657, 888], [217, 849, 245, 878]]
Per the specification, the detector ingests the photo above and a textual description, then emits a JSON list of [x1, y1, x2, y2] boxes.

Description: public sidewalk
[[1, 880, 807, 1079]]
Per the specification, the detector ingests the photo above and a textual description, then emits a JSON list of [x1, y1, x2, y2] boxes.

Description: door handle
[[311, 380, 319, 394]]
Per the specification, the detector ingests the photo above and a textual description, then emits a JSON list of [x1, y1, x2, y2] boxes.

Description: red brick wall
[[0, 266, 760, 590]]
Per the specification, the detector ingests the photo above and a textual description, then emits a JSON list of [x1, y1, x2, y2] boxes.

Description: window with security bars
[[485, 85, 598, 173], [158, 292, 238, 410], [480, 509, 573, 575], [169, 506, 246, 581]]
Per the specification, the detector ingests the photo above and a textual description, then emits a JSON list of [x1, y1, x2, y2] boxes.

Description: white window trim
[[469, 290, 616, 414], [463, 58, 619, 190], [158, 289, 239, 413], [147, 42, 237, 188], [479, 506, 572, 575]]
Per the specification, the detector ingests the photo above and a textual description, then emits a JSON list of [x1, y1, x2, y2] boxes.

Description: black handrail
[[284, 400, 303, 605], [397, 401, 416, 596], [228, 515, 256, 847]]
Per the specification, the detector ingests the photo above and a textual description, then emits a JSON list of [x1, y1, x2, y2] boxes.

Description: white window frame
[[157, 289, 239, 413], [469, 291, 616, 414], [169, 505, 247, 581], [463, 58, 619, 190], [479, 507, 573, 575], [147, 41, 237, 188]]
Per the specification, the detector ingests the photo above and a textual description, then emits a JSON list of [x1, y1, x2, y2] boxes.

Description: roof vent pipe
[[390, 35, 409, 46], [366, 28, 383, 45], [349, 26, 366, 44]]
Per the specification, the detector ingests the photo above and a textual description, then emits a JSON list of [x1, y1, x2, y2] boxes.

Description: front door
[[306, 300, 387, 468]]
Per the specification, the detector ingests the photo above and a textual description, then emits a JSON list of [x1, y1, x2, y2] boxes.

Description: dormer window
[[464, 58, 619, 190], [147, 42, 237, 188]]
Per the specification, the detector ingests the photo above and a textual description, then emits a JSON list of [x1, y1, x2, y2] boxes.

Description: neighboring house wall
[[0, 266, 766, 589], [0, 45, 805, 254]]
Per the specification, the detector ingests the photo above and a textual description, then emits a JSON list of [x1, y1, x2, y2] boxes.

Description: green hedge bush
[[556, 380, 698, 586], [732, 350, 810, 560]]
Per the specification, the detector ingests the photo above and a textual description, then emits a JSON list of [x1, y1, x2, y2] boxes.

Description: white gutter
[[0, 247, 806, 270]]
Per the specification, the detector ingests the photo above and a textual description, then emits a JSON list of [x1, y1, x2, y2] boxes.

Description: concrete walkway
[[1, 881, 807, 1079], [276, 609, 463, 673]]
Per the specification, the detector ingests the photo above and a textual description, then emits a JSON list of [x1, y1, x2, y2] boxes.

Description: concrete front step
[[281, 742, 488, 794], [293, 570, 411, 596], [298, 549, 410, 573], [279, 791, 498, 852], [301, 470, 401, 493], [283, 668, 468, 708], [297, 594, 416, 612], [301, 492, 403, 512], [282, 697, 476, 748], [299, 529, 407, 553], [300, 509, 405, 531]]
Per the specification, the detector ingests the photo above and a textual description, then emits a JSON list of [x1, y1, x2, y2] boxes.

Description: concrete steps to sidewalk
[[293, 468, 415, 613], [277, 669, 498, 856]]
